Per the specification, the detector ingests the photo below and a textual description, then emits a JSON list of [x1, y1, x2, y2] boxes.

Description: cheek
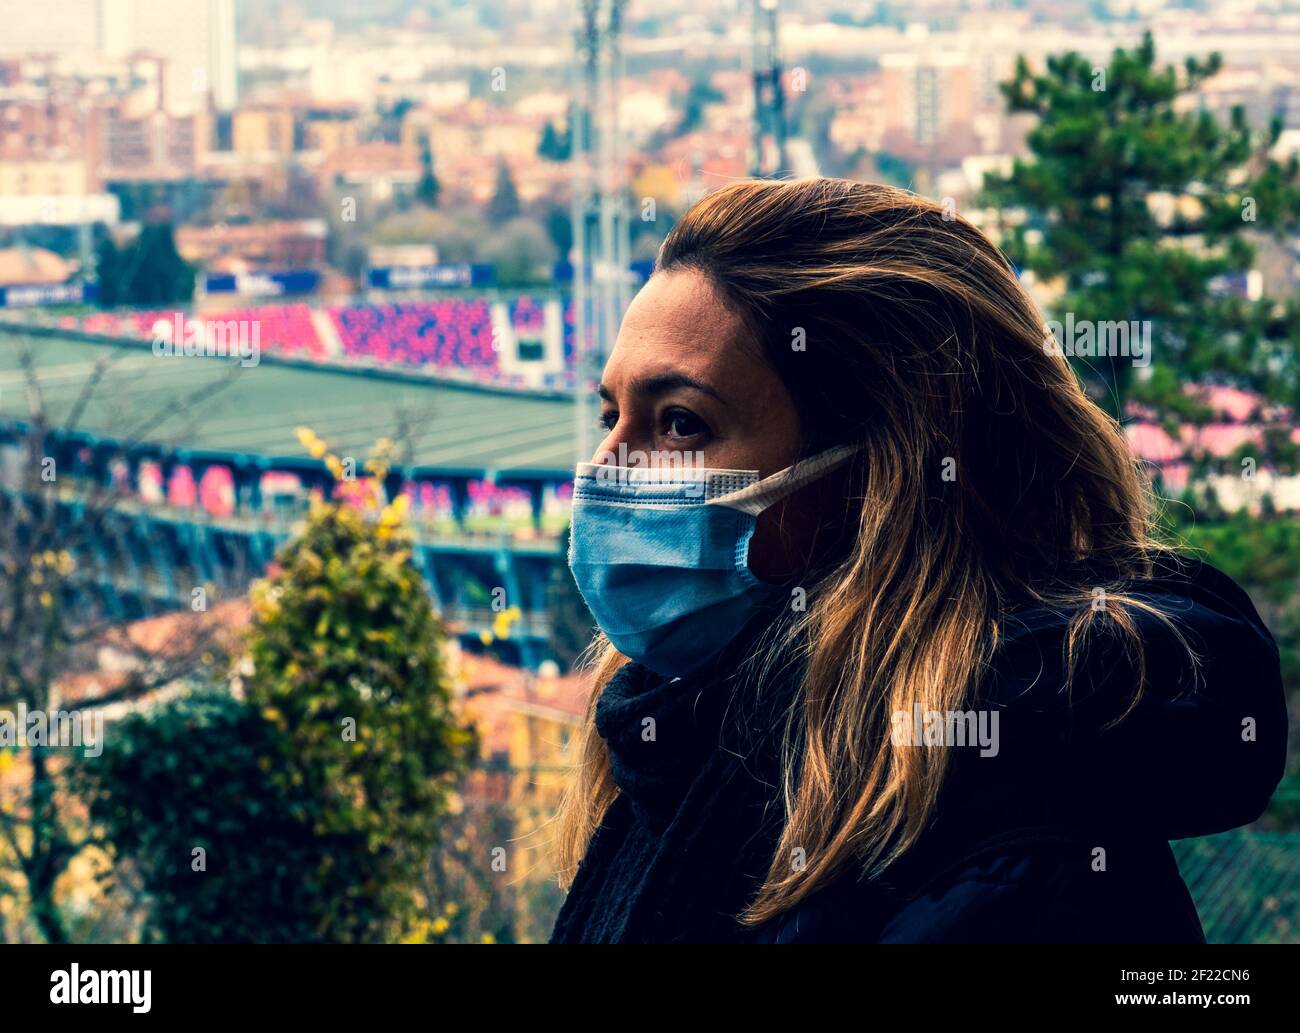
[[747, 497, 808, 582], [715, 417, 801, 479], [747, 516, 783, 582], [746, 474, 850, 583], [743, 392, 804, 475]]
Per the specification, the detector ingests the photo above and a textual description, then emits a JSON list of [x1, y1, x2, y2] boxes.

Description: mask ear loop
[[707, 442, 861, 516]]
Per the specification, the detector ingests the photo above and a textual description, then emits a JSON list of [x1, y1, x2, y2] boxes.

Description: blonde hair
[[554, 178, 1185, 927]]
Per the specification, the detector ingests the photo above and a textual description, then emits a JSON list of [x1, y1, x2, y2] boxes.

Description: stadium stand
[[80, 303, 330, 360], [328, 299, 498, 370], [72, 296, 581, 386]]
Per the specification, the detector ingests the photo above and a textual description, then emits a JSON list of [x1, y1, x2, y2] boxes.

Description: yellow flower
[[381, 494, 410, 524], [492, 605, 522, 640], [297, 427, 330, 459], [398, 919, 433, 944], [431, 917, 450, 935]]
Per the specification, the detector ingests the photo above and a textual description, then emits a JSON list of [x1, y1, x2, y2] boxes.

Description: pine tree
[[980, 31, 1300, 419], [538, 120, 559, 161], [94, 224, 194, 307], [417, 134, 440, 208], [488, 160, 522, 223]]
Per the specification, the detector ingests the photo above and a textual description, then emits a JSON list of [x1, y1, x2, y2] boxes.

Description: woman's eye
[[664, 408, 708, 440], [597, 411, 618, 432]]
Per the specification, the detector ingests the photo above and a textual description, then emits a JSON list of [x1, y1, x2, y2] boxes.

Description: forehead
[[601, 269, 757, 387]]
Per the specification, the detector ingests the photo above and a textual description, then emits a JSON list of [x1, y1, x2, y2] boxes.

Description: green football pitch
[[0, 325, 578, 474]]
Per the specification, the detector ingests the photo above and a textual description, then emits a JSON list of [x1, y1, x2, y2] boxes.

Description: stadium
[[0, 303, 587, 670]]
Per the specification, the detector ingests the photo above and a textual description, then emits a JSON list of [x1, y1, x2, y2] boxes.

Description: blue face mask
[[567, 443, 859, 678]]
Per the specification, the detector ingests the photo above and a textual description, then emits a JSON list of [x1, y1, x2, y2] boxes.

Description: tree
[[238, 433, 477, 940], [78, 433, 478, 942], [270, 163, 324, 220], [979, 34, 1300, 838], [487, 160, 522, 224], [76, 689, 316, 942], [417, 134, 440, 208], [543, 204, 574, 259], [980, 32, 1300, 418], [325, 185, 377, 280], [678, 75, 724, 135], [93, 235, 124, 309], [479, 218, 556, 287], [537, 120, 571, 162], [0, 333, 237, 942], [94, 224, 195, 308]]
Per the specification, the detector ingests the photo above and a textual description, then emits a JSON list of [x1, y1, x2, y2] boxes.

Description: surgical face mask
[[567, 443, 859, 678]]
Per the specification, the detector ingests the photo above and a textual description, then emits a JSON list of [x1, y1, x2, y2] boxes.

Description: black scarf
[[548, 612, 801, 944]]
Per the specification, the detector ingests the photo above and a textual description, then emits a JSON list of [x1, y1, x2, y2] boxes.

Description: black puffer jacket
[[551, 558, 1288, 944]]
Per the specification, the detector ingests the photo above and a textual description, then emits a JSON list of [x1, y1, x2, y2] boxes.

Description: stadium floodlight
[[569, 0, 631, 466]]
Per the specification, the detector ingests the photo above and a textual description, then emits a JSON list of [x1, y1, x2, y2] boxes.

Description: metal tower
[[570, 0, 631, 466], [750, 0, 788, 178]]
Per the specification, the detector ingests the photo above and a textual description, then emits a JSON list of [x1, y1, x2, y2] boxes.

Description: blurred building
[[0, 0, 100, 53], [102, 107, 209, 179], [451, 647, 587, 808], [232, 107, 296, 158], [99, 0, 237, 115], [176, 218, 328, 269], [881, 51, 979, 158], [0, 0, 237, 114], [317, 142, 421, 205]]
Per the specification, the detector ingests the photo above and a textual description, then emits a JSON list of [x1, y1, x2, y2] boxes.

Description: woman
[[549, 178, 1287, 944]]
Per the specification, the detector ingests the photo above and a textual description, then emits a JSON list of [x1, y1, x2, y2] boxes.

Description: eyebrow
[[597, 372, 726, 405]]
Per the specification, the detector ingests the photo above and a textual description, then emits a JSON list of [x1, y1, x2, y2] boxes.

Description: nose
[[591, 424, 653, 469]]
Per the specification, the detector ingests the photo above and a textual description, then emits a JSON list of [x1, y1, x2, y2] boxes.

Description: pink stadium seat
[[81, 304, 327, 360], [328, 300, 498, 371], [80, 297, 583, 384]]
